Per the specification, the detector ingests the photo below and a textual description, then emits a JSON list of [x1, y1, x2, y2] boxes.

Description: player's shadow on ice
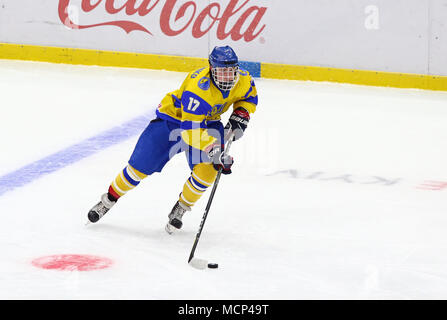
[[86, 222, 195, 241]]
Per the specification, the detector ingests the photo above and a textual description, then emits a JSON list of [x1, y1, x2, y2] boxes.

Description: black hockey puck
[[208, 263, 218, 269]]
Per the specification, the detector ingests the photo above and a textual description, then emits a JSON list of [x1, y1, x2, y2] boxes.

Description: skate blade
[[165, 223, 179, 235]]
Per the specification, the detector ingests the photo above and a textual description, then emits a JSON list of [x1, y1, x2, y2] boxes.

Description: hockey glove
[[225, 107, 250, 141], [206, 144, 234, 175]]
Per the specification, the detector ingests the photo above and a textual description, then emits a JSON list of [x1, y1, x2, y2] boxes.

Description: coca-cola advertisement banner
[[58, 0, 267, 42], [0, 0, 270, 61], [0, 0, 446, 76]]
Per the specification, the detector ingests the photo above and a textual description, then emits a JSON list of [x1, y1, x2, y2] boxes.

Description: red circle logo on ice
[[32, 254, 113, 271]]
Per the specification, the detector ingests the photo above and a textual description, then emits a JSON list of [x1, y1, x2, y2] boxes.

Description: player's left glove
[[205, 144, 234, 175], [225, 107, 250, 141]]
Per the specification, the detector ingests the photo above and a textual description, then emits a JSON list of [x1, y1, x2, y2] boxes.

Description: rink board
[[1, 42, 447, 92]]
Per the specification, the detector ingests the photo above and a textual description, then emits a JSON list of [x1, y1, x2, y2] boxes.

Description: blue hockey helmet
[[209, 46, 240, 91]]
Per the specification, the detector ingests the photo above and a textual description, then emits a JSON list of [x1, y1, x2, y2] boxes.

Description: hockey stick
[[188, 132, 235, 270]]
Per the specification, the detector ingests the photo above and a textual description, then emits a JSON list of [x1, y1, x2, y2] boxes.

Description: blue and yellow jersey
[[156, 67, 258, 151]]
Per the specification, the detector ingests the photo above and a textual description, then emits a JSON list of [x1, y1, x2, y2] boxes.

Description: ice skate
[[87, 193, 116, 224], [165, 201, 191, 234]]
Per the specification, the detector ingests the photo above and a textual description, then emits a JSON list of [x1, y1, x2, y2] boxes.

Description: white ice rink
[[0, 59, 446, 299]]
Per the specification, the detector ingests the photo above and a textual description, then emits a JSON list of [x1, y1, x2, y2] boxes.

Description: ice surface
[[0, 59, 446, 299]]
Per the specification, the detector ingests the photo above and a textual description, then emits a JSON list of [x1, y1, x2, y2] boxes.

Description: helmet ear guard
[[209, 46, 240, 91]]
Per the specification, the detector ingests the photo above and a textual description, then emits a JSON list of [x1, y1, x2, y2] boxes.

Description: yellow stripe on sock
[[111, 180, 126, 197], [115, 175, 135, 193], [180, 193, 195, 207], [180, 181, 205, 207], [120, 171, 134, 189]]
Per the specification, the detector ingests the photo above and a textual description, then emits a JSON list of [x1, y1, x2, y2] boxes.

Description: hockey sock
[[179, 163, 217, 207], [108, 164, 147, 200]]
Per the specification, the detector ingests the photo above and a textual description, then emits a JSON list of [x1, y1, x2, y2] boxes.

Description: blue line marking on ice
[[0, 111, 155, 197]]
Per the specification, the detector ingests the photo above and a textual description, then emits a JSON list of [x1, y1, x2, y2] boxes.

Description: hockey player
[[87, 45, 258, 233]]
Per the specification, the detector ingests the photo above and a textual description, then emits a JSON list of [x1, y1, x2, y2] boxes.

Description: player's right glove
[[205, 144, 234, 175], [225, 107, 250, 141]]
